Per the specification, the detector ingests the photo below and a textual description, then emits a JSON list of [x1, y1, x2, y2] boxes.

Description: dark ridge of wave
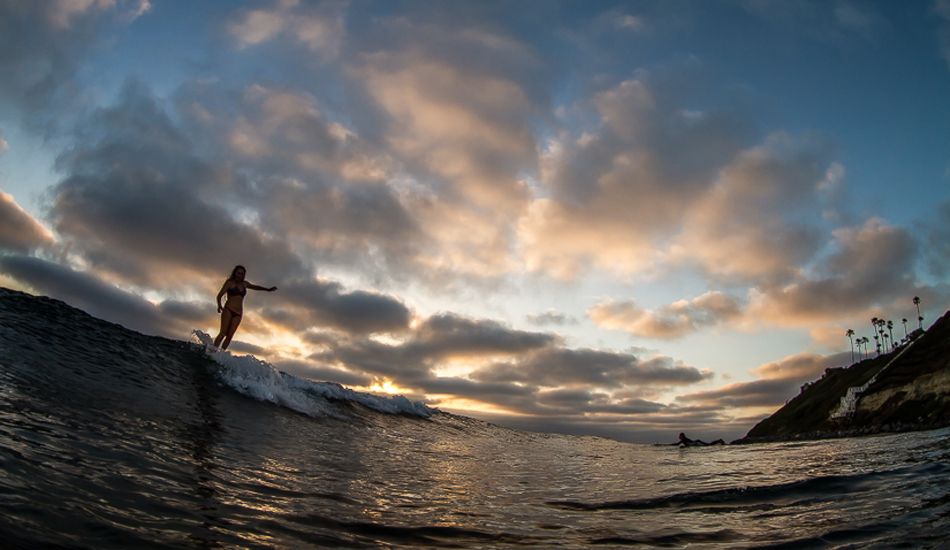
[[589, 528, 742, 546], [548, 463, 950, 513], [741, 513, 950, 550], [275, 513, 542, 548]]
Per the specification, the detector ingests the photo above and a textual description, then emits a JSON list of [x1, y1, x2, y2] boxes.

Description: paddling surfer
[[214, 265, 277, 350], [676, 433, 726, 447]]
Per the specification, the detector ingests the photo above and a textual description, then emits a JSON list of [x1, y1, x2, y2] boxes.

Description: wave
[[190, 330, 434, 419], [0, 286, 432, 426], [547, 463, 950, 513]]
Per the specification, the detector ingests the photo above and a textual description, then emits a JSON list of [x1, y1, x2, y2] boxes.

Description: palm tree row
[[846, 296, 923, 365]]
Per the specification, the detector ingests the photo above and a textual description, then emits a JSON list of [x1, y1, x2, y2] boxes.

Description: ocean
[[1, 287, 949, 549]]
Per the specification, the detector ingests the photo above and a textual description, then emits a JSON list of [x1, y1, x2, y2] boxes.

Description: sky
[[1, 0, 949, 444]]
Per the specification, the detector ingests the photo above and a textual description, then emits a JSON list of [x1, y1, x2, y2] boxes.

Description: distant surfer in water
[[214, 265, 277, 350], [676, 433, 726, 447]]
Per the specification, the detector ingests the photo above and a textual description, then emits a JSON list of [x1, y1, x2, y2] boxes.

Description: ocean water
[[2, 288, 949, 549]]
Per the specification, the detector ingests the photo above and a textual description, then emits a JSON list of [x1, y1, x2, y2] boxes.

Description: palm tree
[[887, 320, 894, 350], [902, 318, 908, 338], [861, 337, 870, 360], [878, 319, 887, 354], [846, 329, 855, 363], [871, 317, 880, 354], [914, 296, 922, 329]]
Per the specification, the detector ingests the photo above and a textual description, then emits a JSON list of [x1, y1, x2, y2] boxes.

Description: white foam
[[190, 330, 434, 418]]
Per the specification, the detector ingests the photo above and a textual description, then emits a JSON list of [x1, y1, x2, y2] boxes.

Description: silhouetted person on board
[[676, 432, 726, 447], [214, 265, 277, 350]]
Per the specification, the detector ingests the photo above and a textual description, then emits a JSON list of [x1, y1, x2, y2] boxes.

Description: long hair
[[229, 265, 246, 280]]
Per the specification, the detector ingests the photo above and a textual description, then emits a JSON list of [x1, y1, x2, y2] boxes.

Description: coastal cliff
[[737, 311, 950, 443]]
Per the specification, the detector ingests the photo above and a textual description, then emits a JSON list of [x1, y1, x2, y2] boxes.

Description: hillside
[[738, 311, 950, 443]]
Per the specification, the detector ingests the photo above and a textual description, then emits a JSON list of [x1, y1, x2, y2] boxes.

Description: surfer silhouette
[[676, 433, 726, 447], [214, 265, 277, 350]]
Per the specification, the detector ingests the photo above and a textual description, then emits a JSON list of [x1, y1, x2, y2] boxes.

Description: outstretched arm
[[246, 282, 277, 292]]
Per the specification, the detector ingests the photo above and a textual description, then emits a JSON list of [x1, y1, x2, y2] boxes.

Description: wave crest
[[190, 330, 434, 419]]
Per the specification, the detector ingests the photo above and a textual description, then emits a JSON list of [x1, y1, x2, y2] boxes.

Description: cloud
[[748, 218, 919, 325], [471, 347, 712, 388], [678, 351, 848, 409], [526, 308, 577, 327], [314, 313, 558, 383], [47, 79, 306, 289], [357, 51, 536, 209], [0, 0, 147, 130], [616, 14, 646, 32], [228, 0, 346, 61], [226, 85, 349, 166], [194, 14, 547, 284], [173, 81, 427, 279], [809, 324, 850, 352], [266, 277, 412, 335], [670, 132, 834, 285], [413, 313, 557, 358], [347, 19, 542, 280], [45, 0, 150, 30], [0, 0, 88, 116], [589, 291, 744, 339], [298, 308, 714, 429], [0, 190, 56, 253], [521, 75, 760, 280]]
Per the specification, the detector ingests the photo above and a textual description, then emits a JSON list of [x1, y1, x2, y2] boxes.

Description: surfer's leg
[[221, 314, 242, 350], [214, 309, 234, 348]]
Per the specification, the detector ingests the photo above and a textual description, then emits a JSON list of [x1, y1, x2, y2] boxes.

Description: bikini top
[[226, 285, 246, 297]]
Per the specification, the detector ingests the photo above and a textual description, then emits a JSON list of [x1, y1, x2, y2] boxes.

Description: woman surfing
[[214, 265, 277, 350]]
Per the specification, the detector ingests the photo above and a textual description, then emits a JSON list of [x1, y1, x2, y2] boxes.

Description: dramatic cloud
[[678, 351, 848, 409], [471, 347, 711, 388], [589, 291, 744, 339], [266, 278, 412, 335], [670, 132, 834, 285], [521, 75, 757, 280], [351, 20, 540, 280], [47, 80, 306, 289], [0, 0, 146, 128], [0, 190, 55, 253], [311, 313, 557, 383], [293, 309, 715, 430], [749, 218, 919, 325]]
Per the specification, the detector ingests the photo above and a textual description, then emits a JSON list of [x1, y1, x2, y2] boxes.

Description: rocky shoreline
[[733, 417, 950, 445]]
